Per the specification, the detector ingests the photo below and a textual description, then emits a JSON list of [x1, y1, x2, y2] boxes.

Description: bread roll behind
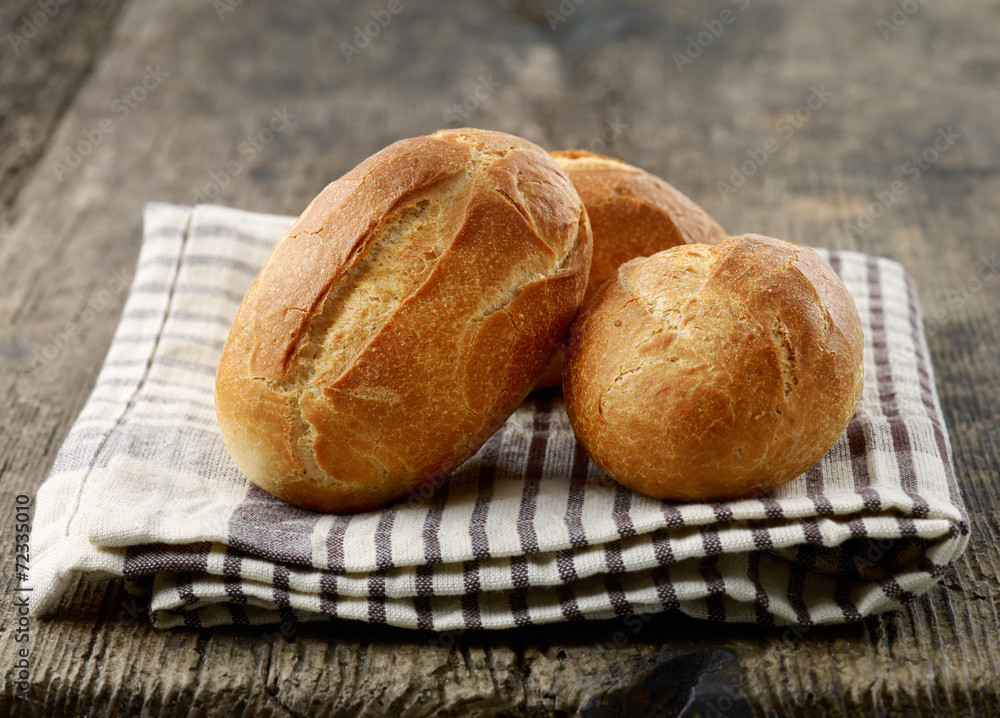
[[216, 128, 592, 513], [552, 150, 727, 303], [534, 150, 727, 388], [564, 234, 864, 501]]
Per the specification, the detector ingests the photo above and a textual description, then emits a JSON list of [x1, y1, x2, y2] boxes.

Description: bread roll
[[564, 234, 864, 501], [534, 150, 727, 388], [216, 128, 592, 513], [551, 150, 727, 302]]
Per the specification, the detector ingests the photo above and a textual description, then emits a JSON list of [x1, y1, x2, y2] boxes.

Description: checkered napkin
[[29, 202, 970, 630]]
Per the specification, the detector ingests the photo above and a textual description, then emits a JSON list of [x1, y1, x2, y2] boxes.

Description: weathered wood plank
[[0, 0, 130, 224], [1, 0, 998, 716]]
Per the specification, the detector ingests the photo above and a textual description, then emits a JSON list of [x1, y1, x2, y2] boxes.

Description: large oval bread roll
[[535, 150, 727, 388], [564, 234, 864, 501], [216, 129, 592, 513]]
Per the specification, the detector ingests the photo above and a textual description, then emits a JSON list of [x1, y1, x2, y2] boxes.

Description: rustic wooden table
[[1, 0, 998, 715]]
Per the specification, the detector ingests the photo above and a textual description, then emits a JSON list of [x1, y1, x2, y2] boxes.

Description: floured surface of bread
[[564, 234, 864, 501], [216, 128, 592, 512]]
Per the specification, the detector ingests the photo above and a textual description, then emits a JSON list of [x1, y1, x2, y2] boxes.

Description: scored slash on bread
[[215, 129, 862, 512], [216, 128, 592, 513]]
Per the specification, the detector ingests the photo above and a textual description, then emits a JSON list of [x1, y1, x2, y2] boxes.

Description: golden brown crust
[[550, 150, 727, 303], [216, 129, 592, 513], [532, 150, 727, 389], [563, 234, 864, 502]]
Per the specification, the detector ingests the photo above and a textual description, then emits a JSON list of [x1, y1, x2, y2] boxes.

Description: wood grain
[[1, 0, 998, 715]]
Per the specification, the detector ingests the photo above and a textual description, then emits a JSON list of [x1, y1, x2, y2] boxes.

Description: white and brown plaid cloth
[[29, 202, 970, 630]]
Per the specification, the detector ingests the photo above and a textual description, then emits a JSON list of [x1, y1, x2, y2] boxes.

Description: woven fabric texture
[[29, 202, 970, 630]]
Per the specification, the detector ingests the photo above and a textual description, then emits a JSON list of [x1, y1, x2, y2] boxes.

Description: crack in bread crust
[[565, 233, 864, 503], [215, 128, 591, 512]]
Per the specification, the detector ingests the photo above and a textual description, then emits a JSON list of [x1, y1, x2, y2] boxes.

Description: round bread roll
[[534, 150, 727, 388], [564, 234, 864, 502], [216, 128, 592, 513]]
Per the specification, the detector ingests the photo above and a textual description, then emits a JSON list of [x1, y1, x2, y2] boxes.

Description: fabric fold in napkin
[[30, 202, 970, 630]]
